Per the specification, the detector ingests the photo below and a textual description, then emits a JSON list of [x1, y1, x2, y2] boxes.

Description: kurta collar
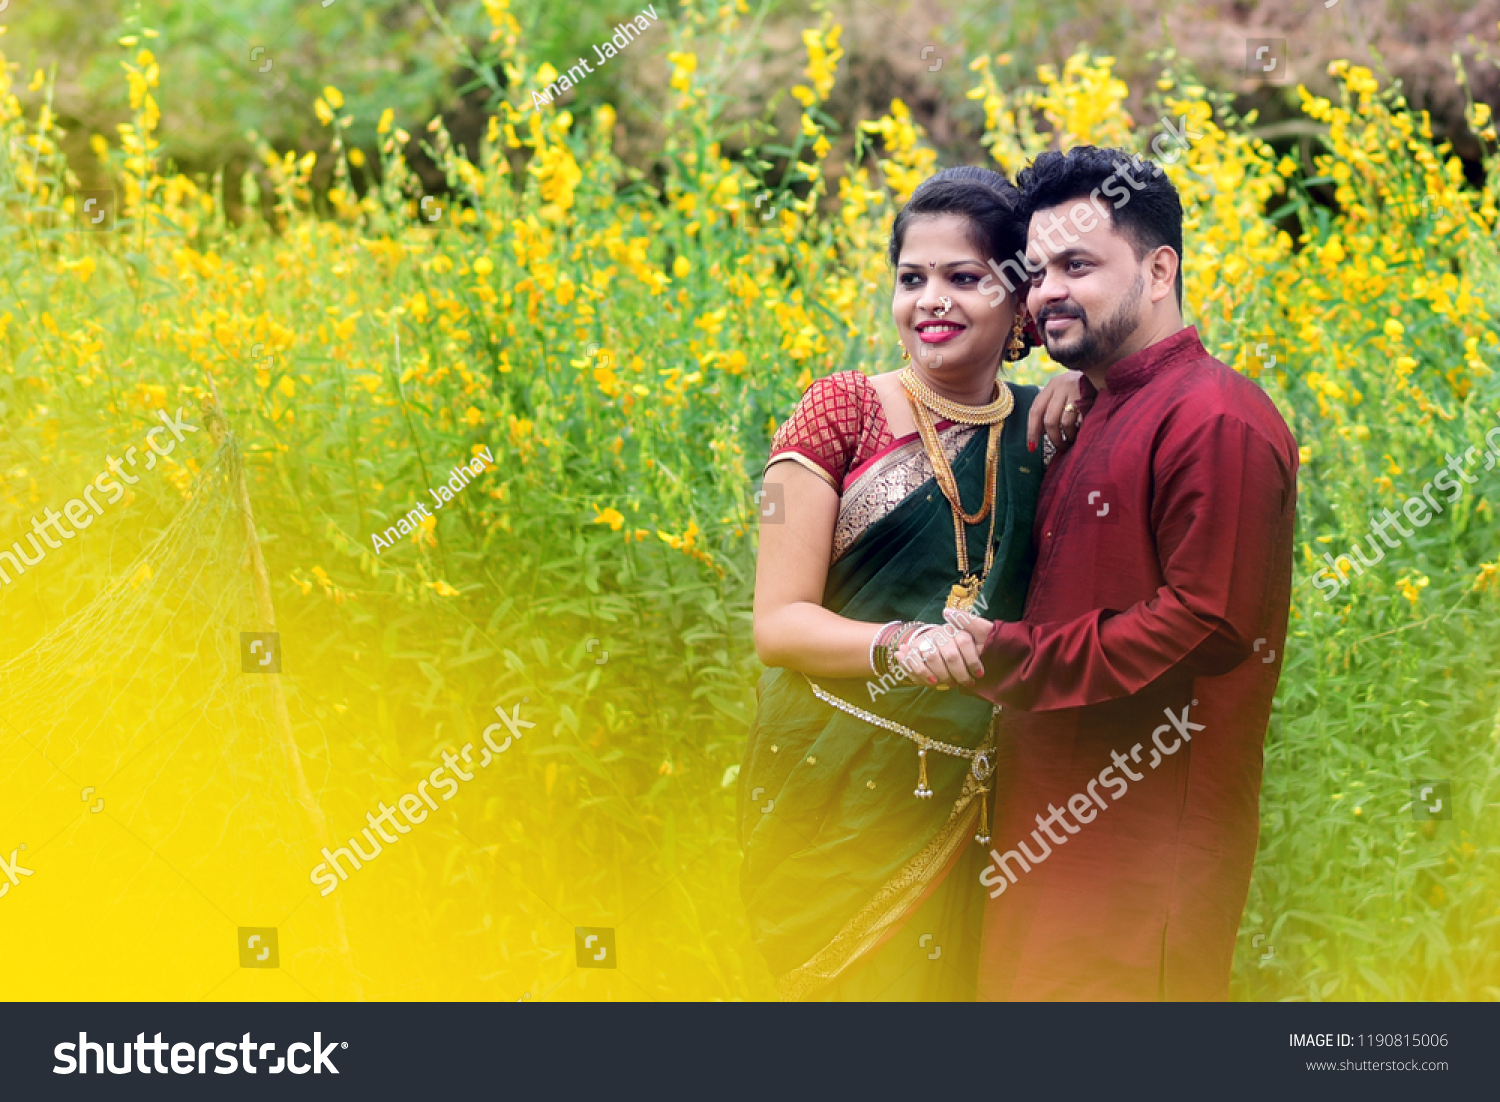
[[1077, 325, 1205, 408]]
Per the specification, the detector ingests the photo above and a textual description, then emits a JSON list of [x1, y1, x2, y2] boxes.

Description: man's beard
[[1039, 273, 1145, 372]]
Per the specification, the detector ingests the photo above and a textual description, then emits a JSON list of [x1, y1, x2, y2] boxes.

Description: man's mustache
[[1038, 306, 1086, 325]]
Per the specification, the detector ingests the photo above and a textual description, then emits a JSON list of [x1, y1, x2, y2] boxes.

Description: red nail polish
[[1028, 440, 1037, 453]]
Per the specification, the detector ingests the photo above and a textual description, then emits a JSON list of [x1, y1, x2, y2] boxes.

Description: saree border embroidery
[[763, 451, 840, 492], [832, 424, 978, 563], [774, 725, 996, 1002]]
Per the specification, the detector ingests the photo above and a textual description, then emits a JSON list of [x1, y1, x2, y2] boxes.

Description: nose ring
[[934, 296, 952, 319]]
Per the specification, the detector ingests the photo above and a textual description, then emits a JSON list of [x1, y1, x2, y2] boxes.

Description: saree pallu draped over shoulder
[[739, 382, 1043, 1001]]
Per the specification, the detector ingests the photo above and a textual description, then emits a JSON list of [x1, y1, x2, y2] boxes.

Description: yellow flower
[[413, 513, 438, 548], [322, 85, 344, 109], [668, 52, 698, 93], [427, 579, 461, 597], [592, 357, 621, 398], [463, 406, 484, 427], [593, 507, 625, 531], [801, 24, 843, 102], [1383, 318, 1405, 339], [473, 256, 494, 277], [673, 256, 691, 278], [791, 85, 816, 107], [314, 98, 334, 127], [1398, 573, 1430, 605], [63, 256, 98, 283], [377, 108, 394, 135], [348, 148, 366, 167], [277, 376, 296, 398], [528, 142, 583, 220]]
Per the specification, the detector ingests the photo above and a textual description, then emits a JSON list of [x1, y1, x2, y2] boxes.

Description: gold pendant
[[946, 575, 980, 611]]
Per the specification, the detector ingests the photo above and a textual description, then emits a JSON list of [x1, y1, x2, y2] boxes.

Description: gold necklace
[[909, 391, 998, 525], [899, 367, 1014, 425], [906, 390, 1005, 610]]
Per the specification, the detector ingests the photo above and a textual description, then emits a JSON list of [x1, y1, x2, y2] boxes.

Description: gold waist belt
[[804, 676, 999, 845]]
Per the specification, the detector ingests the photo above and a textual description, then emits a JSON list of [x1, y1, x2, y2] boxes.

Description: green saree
[[739, 381, 1044, 1001]]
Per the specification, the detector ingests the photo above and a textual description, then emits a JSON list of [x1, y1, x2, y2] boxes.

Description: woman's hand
[[1027, 370, 1085, 454], [895, 611, 991, 688]]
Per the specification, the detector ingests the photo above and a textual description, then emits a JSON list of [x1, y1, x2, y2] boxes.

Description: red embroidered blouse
[[764, 371, 893, 491]]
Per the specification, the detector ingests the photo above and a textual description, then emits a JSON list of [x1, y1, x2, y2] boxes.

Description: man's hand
[[1028, 370, 1085, 454], [895, 608, 995, 687], [943, 607, 992, 649]]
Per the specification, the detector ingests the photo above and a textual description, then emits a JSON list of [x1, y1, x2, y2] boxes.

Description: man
[[919, 146, 1298, 999]]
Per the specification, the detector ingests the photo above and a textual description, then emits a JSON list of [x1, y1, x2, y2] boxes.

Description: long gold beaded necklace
[[899, 366, 1013, 611]]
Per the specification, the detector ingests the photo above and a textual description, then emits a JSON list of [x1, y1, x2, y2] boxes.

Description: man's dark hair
[[888, 165, 1027, 278], [1016, 145, 1184, 309]]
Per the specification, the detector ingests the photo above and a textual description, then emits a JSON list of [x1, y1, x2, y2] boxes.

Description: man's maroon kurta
[[972, 325, 1298, 1000]]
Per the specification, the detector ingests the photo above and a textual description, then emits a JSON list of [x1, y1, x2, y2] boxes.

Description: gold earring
[[1004, 311, 1027, 362], [902, 345, 911, 361]]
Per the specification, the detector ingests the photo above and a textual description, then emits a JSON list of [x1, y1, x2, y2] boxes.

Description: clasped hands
[[893, 607, 995, 689]]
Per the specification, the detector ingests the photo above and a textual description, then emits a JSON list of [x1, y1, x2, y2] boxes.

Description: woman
[[739, 166, 1084, 1001]]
